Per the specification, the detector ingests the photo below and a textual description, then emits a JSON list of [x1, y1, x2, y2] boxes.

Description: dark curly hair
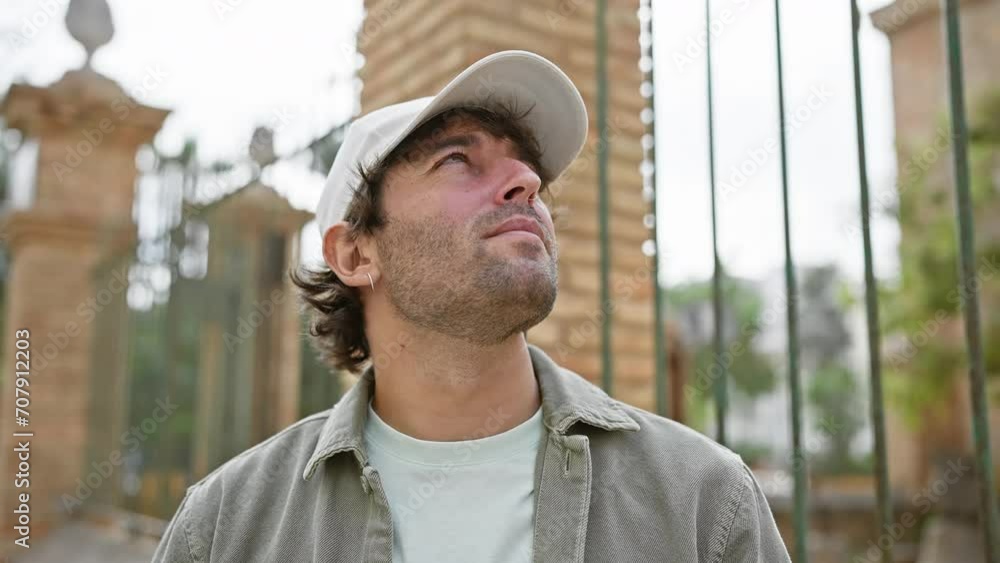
[[290, 101, 556, 374]]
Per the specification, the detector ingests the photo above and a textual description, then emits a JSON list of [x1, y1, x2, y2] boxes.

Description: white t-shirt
[[363, 400, 545, 563]]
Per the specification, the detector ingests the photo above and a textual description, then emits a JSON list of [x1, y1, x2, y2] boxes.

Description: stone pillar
[[0, 69, 167, 542], [872, 0, 1000, 495], [192, 180, 311, 479], [356, 0, 657, 409]]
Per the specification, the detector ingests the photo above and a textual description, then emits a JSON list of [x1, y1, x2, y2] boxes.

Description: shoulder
[[173, 410, 331, 525], [616, 401, 745, 477], [588, 401, 790, 561], [155, 410, 334, 561], [595, 400, 752, 512], [195, 409, 330, 493], [591, 401, 769, 556]]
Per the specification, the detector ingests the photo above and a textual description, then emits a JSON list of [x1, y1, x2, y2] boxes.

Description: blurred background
[[0, 0, 997, 561]]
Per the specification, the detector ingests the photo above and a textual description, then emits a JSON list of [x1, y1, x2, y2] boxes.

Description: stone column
[[872, 0, 1000, 495], [0, 69, 167, 542], [192, 179, 311, 479], [356, 0, 658, 409]]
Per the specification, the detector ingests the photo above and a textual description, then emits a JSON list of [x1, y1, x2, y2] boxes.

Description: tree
[[881, 88, 1000, 425], [668, 275, 777, 430], [808, 363, 866, 474]]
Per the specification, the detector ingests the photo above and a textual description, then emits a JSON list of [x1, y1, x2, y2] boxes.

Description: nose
[[493, 157, 542, 206]]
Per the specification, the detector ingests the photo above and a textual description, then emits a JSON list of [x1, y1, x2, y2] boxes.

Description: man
[[152, 50, 790, 563]]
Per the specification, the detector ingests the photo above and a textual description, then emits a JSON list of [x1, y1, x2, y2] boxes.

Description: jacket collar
[[303, 343, 639, 480]]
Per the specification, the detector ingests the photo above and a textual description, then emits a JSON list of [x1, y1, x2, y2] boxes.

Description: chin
[[492, 259, 557, 291]]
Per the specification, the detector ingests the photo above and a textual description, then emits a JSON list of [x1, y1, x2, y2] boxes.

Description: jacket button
[[360, 465, 378, 495], [565, 435, 589, 452]]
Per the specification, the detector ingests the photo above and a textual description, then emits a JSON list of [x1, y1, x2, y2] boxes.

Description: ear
[[322, 223, 380, 290]]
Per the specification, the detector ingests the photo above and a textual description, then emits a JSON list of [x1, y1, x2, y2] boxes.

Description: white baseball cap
[[315, 50, 589, 238]]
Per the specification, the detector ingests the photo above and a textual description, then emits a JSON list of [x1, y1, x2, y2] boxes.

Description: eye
[[438, 152, 468, 166]]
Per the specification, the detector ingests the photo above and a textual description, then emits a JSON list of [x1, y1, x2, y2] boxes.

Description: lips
[[485, 216, 546, 241]]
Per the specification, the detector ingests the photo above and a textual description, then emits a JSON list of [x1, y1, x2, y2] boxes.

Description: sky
[[1, 0, 902, 287], [651, 0, 900, 285]]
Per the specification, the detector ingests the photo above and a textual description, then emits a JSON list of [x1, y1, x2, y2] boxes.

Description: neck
[[365, 322, 541, 442]]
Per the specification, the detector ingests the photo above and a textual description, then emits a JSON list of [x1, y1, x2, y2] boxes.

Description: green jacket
[[152, 344, 791, 562]]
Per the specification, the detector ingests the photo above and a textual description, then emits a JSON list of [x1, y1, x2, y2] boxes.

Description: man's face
[[373, 116, 559, 344]]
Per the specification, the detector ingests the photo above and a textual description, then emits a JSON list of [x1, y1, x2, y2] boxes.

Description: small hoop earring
[[366, 272, 375, 291]]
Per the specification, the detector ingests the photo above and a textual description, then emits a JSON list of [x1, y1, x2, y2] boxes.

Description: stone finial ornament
[[249, 126, 277, 167], [65, 0, 115, 68]]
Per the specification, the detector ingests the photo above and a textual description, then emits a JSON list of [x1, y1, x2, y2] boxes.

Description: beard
[[375, 207, 558, 344]]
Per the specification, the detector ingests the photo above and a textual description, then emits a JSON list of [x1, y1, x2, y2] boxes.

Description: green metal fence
[[83, 131, 347, 520], [940, 1, 999, 560], [619, 0, 997, 561]]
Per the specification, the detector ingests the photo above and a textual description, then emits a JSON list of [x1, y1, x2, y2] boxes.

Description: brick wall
[[357, 0, 660, 410]]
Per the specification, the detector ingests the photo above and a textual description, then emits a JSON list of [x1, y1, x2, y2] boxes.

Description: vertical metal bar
[[706, 0, 727, 446], [160, 167, 183, 518], [644, 0, 669, 418], [85, 257, 111, 508], [773, 1, 808, 560], [849, 3, 893, 561], [596, 0, 613, 395], [940, 1, 1000, 560]]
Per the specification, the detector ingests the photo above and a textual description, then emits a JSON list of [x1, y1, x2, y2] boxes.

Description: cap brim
[[384, 50, 589, 182]]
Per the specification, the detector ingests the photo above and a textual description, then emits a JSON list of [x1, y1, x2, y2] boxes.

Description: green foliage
[[807, 363, 866, 474], [667, 276, 764, 326], [885, 341, 965, 428], [729, 344, 778, 397], [970, 89, 1000, 144], [126, 293, 201, 472], [891, 168, 961, 325], [836, 279, 858, 310], [668, 276, 777, 430], [882, 87, 1000, 422]]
